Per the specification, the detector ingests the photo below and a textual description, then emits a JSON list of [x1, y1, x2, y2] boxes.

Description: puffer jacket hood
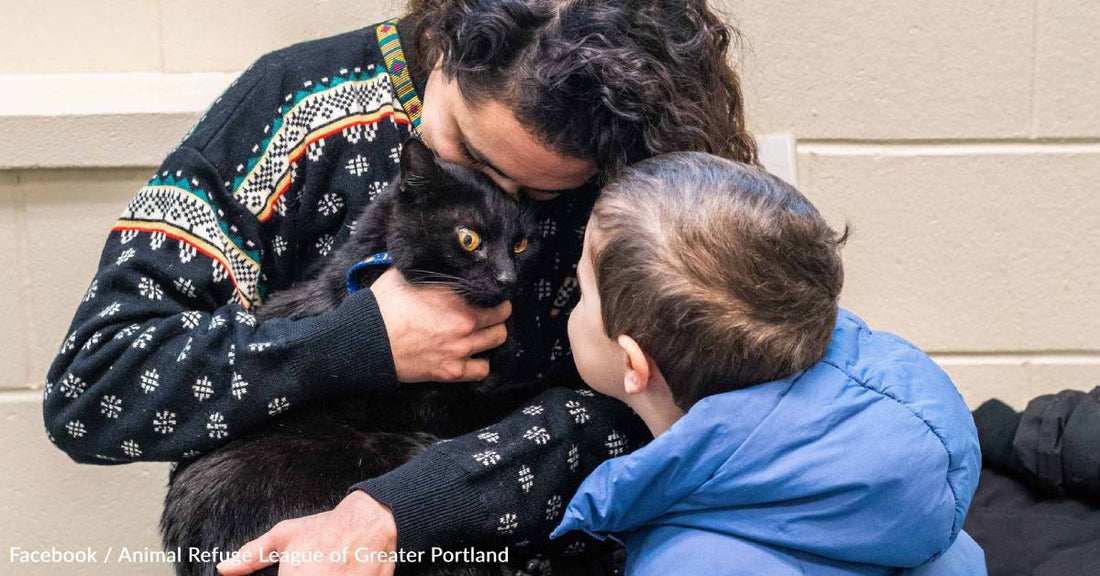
[[552, 309, 984, 573]]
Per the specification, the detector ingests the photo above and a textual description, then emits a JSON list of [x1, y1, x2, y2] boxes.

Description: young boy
[[550, 153, 986, 575]]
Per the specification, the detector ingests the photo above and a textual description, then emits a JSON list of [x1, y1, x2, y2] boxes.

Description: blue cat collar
[[346, 251, 393, 294]]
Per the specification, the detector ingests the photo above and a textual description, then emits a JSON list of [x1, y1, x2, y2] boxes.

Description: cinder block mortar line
[[798, 140, 1100, 157], [1029, 0, 1040, 139], [11, 173, 35, 391], [932, 352, 1100, 365], [0, 389, 40, 403], [157, 0, 167, 72]]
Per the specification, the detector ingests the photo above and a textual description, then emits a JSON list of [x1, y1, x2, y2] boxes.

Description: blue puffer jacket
[[551, 309, 986, 575]]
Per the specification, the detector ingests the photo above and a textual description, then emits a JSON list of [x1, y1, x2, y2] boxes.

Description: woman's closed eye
[[458, 141, 490, 171]]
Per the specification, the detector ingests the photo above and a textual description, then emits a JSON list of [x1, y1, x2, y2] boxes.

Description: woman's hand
[[370, 267, 511, 383], [216, 491, 398, 576]]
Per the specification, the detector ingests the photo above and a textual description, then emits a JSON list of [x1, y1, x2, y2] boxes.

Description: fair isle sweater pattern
[[46, 23, 429, 465], [231, 67, 413, 223], [376, 19, 425, 132], [44, 18, 648, 554], [114, 175, 264, 307]]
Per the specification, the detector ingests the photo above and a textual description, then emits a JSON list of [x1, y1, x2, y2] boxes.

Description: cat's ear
[[398, 137, 440, 197]]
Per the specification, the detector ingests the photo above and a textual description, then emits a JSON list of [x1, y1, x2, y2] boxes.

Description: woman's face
[[418, 66, 598, 201]]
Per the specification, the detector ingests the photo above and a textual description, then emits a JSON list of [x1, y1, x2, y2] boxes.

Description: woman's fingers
[[459, 358, 491, 382], [370, 267, 514, 384], [472, 299, 512, 329], [467, 323, 509, 356], [216, 523, 285, 575], [439, 303, 507, 381]]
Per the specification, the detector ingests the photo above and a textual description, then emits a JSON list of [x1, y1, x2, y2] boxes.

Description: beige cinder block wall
[[732, 0, 1100, 409], [1, 1, 1097, 574]]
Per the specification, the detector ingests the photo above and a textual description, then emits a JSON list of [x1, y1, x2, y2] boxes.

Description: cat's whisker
[[406, 268, 467, 282], [406, 280, 471, 291], [408, 281, 461, 288], [408, 276, 462, 284]]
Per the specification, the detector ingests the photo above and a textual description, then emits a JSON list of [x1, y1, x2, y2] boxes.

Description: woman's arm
[[350, 363, 653, 552], [43, 142, 400, 464], [41, 40, 421, 463]]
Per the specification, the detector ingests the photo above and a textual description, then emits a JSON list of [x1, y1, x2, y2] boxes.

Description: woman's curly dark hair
[[404, 0, 757, 181]]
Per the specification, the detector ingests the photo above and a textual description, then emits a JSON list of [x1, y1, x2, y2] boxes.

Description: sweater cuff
[[349, 449, 489, 552], [283, 289, 399, 396]]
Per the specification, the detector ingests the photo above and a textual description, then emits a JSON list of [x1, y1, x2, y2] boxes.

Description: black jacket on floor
[[964, 468, 1100, 576], [965, 388, 1100, 575]]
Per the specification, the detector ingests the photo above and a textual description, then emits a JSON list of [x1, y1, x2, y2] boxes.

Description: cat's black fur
[[160, 139, 594, 576]]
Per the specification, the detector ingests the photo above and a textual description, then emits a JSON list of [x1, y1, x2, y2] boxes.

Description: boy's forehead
[[576, 217, 594, 273], [580, 216, 597, 262], [583, 214, 599, 247], [578, 216, 600, 287]]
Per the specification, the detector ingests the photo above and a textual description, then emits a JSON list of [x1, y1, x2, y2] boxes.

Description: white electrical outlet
[[756, 133, 798, 186]]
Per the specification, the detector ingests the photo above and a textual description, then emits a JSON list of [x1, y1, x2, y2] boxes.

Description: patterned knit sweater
[[43, 17, 649, 553]]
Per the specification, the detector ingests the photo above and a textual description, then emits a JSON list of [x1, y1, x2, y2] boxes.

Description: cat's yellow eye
[[457, 228, 481, 251], [513, 238, 528, 254]]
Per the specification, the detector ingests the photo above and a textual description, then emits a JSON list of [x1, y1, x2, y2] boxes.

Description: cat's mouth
[[439, 281, 513, 308], [403, 270, 513, 309], [463, 290, 511, 309]]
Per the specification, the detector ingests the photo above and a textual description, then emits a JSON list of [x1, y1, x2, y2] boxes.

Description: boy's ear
[[617, 334, 651, 395], [398, 137, 440, 198]]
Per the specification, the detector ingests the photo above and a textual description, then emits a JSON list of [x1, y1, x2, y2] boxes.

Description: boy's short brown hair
[[590, 152, 848, 410]]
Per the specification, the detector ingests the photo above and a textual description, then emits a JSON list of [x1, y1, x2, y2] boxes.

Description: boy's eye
[[513, 238, 528, 254], [457, 228, 481, 251]]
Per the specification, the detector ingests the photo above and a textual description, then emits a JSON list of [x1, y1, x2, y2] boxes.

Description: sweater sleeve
[[44, 24, 421, 464], [43, 109, 400, 464], [350, 368, 652, 553]]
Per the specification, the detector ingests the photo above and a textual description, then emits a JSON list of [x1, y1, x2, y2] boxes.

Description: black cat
[[160, 139, 582, 576]]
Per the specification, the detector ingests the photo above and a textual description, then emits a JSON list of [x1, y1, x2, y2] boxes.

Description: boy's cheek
[[566, 306, 579, 351], [566, 306, 600, 389], [566, 315, 588, 366]]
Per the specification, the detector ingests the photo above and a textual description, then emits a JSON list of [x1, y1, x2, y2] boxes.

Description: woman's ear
[[617, 334, 651, 395]]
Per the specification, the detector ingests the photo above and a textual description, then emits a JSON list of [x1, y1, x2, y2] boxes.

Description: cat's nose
[[496, 269, 516, 287]]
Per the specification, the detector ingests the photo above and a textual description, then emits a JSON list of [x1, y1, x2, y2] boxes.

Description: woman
[[44, 1, 755, 574]]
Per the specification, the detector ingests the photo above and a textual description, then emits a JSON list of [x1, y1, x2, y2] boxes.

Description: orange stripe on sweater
[[257, 109, 412, 222]]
